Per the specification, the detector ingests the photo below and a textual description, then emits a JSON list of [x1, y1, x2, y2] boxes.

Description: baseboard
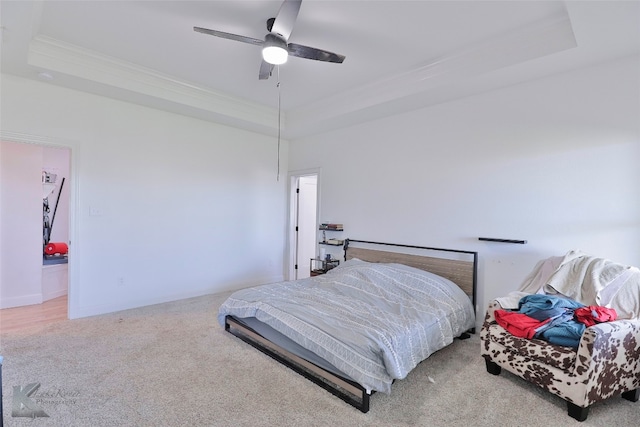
[[43, 288, 68, 302], [68, 274, 285, 319], [42, 263, 69, 302], [0, 293, 42, 309]]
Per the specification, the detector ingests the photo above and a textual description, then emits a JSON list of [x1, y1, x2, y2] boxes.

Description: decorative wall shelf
[[319, 223, 344, 246], [478, 237, 527, 244]]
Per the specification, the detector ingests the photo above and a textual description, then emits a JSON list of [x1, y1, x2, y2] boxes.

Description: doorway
[[288, 171, 319, 280], [0, 139, 71, 319]]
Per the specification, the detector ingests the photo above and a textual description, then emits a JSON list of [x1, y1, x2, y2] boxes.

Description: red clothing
[[574, 306, 617, 327], [494, 310, 551, 339]]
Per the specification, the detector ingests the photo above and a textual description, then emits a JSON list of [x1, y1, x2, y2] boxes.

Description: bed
[[219, 239, 478, 412]]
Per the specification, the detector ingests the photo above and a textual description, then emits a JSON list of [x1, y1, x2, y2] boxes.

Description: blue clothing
[[517, 294, 586, 348], [534, 311, 574, 335], [527, 307, 566, 321], [518, 294, 584, 315], [539, 322, 586, 347]]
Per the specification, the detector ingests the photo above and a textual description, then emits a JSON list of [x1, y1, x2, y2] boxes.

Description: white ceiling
[[1, 1, 639, 139]]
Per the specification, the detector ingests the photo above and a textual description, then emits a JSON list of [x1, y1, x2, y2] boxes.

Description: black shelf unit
[[319, 223, 344, 246], [310, 258, 340, 276], [319, 241, 343, 246]]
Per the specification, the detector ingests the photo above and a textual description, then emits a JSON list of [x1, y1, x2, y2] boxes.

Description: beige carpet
[[1, 291, 638, 427]]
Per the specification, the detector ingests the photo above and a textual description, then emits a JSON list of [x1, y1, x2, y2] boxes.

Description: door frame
[[0, 130, 79, 319], [287, 168, 321, 280]]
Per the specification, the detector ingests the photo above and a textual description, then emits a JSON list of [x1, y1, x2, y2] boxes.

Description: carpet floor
[[1, 292, 638, 426]]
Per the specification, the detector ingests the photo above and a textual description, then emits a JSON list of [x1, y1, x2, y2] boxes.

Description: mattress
[[219, 258, 475, 393]]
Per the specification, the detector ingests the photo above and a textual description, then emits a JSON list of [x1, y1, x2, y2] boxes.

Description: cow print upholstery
[[481, 300, 640, 421]]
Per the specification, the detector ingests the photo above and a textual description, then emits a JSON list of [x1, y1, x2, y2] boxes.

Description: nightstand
[[310, 258, 340, 276]]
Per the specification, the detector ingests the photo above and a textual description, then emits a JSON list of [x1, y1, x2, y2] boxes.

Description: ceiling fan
[[194, 0, 345, 80]]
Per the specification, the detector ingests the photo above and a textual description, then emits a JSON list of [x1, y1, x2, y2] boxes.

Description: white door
[[294, 175, 317, 279]]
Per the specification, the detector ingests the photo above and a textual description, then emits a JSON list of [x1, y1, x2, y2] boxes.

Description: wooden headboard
[[344, 239, 478, 310]]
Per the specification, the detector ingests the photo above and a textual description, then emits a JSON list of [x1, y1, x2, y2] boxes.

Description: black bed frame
[[225, 316, 374, 412], [224, 239, 478, 413]]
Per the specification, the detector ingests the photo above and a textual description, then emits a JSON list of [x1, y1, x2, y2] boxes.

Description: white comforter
[[218, 259, 475, 393], [496, 250, 640, 319]]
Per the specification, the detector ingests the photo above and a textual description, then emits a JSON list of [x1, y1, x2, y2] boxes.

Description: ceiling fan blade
[[288, 43, 345, 63], [194, 27, 264, 46], [259, 60, 275, 80], [271, 0, 302, 40]]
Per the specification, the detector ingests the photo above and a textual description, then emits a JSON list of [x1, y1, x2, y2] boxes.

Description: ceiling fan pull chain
[[276, 66, 282, 182]]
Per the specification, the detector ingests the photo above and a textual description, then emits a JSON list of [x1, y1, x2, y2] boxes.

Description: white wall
[[0, 141, 43, 307], [289, 56, 640, 323], [1, 74, 289, 318]]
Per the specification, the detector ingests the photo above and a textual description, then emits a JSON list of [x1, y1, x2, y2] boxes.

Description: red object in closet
[[44, 242, 68, 255]]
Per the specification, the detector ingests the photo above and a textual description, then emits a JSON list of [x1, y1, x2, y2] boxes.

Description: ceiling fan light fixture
[[262, 33, 288, 65]]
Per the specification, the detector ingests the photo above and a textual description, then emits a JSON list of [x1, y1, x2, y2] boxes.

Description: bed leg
[[360, 391, 370, 413]]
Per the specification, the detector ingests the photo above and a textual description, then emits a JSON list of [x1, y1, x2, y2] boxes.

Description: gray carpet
[[1, 292, 638, 427]]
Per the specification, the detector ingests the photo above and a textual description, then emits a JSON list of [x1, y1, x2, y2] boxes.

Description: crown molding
[[0, 130, 79, 149], [27, 35, 280, 134], [22, 10, 576, 141], [286, 12, 577, 139]]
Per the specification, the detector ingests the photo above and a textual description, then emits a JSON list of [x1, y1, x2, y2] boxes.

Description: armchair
[[480, 252, 640, 421], [481, 301, 640, 421]]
